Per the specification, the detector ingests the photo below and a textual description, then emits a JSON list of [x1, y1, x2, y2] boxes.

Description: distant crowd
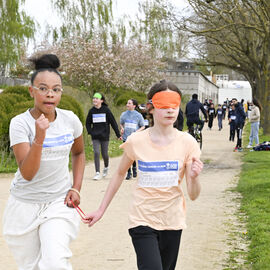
[[117, 95, 262, 154], [200, 96, 262, 152]]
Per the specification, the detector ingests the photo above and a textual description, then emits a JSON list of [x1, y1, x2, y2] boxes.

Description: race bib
[[138, 160, 179, 188], [125, 120, 137, 130], [230, 115, 236, 120], [144, 119, 149, 126], [93, 113, 106, 123], [41, 134, 74, 160], [218, 111, 222, 114]]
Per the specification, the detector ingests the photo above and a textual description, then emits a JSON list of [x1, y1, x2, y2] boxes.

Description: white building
[[215, 76, 252, 104]]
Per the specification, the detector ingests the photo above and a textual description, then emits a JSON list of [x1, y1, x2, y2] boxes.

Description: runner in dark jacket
[[207, 103, 216, 130], [228, 104, 236, 141], [86, 93, 121, 180], [185, 94, 208, 131], [231, 98, 246, 151]]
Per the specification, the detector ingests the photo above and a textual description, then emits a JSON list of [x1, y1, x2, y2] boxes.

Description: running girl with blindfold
[[83, 80, 203, 270]]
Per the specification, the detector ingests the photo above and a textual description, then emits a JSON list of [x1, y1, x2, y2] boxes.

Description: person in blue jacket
[[120, 99, 145, 180], [231, 98, 246, 152], [215, 104, 223, 131]]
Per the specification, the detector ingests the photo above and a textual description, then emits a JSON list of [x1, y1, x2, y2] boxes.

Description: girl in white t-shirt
[[83, 80, 203, 270], [2, 54, 85, 270]]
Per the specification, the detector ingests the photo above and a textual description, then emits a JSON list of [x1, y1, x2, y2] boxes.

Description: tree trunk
[[254, 73, 270, 135]]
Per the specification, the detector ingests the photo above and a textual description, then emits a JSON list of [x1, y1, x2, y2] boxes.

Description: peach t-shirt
[[120, 128, 201, 230]]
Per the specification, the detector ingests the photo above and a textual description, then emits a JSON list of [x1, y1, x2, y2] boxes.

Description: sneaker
[[126, 172, 132, 180], [103, 167, 109, 178], [233, 147, 238, 152], [132, 168, 137, 178], [246, 145, 252, 149], [238, 147, 243, 152], [93, 172, 101, 180]]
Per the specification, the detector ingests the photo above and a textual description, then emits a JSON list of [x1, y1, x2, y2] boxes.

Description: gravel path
[[0, 121, 242, 269]]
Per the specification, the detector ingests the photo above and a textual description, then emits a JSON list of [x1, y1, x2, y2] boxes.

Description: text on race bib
[[93, 113, 106, 123], [125, 120, 137, 130], [138, 160, 180, 188]]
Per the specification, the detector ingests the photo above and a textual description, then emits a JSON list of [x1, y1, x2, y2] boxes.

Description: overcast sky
[[24, 0, 189, 21], [23, 0, 189, 53]]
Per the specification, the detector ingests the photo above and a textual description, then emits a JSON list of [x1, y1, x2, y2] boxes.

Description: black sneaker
[[126, 173, 132, 180], [132, 169, 137, 178]]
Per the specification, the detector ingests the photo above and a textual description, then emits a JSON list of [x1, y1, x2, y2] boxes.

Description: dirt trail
[[0, 122, 241, 270]]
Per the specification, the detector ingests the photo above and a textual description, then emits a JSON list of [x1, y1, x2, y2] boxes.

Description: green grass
[[0, 84, 8, 89], [0, 149, 18, 173], [227, 122, 270, 269]]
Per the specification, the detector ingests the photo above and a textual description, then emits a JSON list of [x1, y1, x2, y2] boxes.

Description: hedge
[[114, 90, 147, 106], [3, 85, 31, 100]]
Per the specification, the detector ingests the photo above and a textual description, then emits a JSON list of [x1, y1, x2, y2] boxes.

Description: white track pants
[[2, 195, 80, 270]]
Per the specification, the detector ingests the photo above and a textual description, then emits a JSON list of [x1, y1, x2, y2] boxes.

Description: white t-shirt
[[9, 108, 83, 203]]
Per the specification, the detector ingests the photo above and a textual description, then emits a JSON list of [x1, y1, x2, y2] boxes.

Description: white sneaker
[[246, 145, 252, 149], [103, 167, 108, 178], [93, 172, 101, 180]]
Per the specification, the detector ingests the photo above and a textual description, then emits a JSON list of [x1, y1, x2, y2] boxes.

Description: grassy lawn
[[227, 122, 270, 269], [0, 150, 17, 173]]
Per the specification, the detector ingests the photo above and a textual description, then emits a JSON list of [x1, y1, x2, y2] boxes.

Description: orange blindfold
[[152, 91, 181, 109]]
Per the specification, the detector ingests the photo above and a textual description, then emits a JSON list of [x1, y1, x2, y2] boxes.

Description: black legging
[[208, 115, 214, 129], [129, 226, 182, 270], [92, 139, 109, 172], [127, 161, 136, 175], [229, 123, 236, 141], [236, 126, 243, 148]]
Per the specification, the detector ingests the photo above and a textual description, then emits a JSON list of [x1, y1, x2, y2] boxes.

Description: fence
[[0, 76, 29, 87]]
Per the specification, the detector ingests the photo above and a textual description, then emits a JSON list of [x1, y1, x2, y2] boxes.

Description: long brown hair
[[253, 98, 262, 112]]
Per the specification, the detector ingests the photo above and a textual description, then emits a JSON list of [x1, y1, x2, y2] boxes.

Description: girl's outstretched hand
[[82, 209, 103, 227], [190, 157, 203, 179]]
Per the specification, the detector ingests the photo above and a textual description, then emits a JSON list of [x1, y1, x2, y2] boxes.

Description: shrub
[[3, 85, 31, 100], [0, 94, 29, 114], [0, 102, 34, 146], [114, 90, 147, 106], [59, 94, 85, 123]]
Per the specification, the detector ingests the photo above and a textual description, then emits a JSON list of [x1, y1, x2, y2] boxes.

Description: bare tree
[[175, 0, 270, 133]]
